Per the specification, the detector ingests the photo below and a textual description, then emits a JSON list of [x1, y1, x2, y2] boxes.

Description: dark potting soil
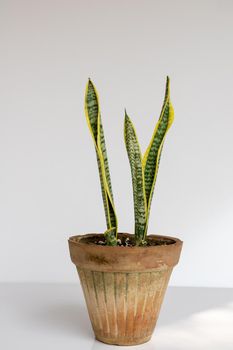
[[80, 233, 176, 247]]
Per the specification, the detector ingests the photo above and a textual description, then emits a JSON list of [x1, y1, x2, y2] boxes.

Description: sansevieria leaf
[[85, 79, 117, 243], [143, 77, 174, 235], [124, 111, 147, 244]]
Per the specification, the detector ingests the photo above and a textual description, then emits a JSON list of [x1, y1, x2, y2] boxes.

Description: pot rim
[[68, 232, 183, 271]]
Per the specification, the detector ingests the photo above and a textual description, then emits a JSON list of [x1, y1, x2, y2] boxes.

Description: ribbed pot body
[[68, 233, 182, 346]]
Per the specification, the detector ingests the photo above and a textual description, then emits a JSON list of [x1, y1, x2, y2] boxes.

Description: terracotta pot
[[68, 233, 182, 346]]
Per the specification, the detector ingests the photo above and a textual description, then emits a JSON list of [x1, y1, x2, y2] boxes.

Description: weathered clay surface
[[68, 233, 182, 346]]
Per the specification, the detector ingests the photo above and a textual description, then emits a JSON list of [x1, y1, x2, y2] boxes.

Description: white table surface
[[1, 283, 232, 350]]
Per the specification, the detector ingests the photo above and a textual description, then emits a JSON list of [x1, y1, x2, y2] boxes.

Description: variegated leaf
[[85, 79, 117, 233], [143, 77, 174, 234], [99, 117, 114, 200], [124, 111, 147, 244]]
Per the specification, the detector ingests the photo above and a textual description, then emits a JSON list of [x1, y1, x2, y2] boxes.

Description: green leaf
[[124, 111, 147, 245], [99, 117, 114, 201], [85, 79, 118, 234], [142, 77, 174, 235]]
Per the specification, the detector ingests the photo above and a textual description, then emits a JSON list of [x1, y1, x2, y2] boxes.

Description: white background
[[1, 0, 233, 287]]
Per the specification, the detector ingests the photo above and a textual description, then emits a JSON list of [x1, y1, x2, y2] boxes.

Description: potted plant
[[68, 77, 183, 345]]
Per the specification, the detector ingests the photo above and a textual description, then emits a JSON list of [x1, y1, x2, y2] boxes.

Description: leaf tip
[[87, 78, 96, 91], [124, 111, 130, 124], [165, 76, 171, 99], [86, 78, 92, 91]]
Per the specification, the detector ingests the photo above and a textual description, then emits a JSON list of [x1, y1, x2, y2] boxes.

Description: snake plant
[[85, 77, 174, 246]]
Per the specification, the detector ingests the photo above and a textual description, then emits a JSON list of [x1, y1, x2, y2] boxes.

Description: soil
[[79, 233, 176, 247]]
